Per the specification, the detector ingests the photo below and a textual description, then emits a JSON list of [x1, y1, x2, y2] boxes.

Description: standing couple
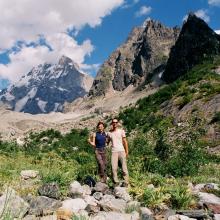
[[88, 118, 129, 187]]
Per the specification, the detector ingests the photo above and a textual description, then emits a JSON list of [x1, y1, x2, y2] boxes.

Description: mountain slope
[[0, 56, 93, 114], [89, 19, 180, 97], [162, 13, 220, 83]]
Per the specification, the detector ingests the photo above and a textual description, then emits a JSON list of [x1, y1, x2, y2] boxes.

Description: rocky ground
[[0, 84, 158, 142], [0, 170, 220, 220]]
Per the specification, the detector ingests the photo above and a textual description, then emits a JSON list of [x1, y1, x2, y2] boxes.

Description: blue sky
[[0, 0, 220, 90]]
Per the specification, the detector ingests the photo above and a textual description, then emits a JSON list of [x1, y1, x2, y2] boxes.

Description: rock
[[168, 214, 196, 220], [93, 192, 103, 201], [204, 203, 220, 214], [193, 183, 219, 193], [198, 192, 220, 205], [93, 182, 109, 193], [114, 187, 131, 202], [214, 214, 220, 220], [39, 214, 57, 220], [61, 198, 87, 214], [82, 184, 92, 196], [69, 181, 83, 197], [21, 170, 40, 180], [38, 183, 60, 199], [90, 211, 139, 220], [176, 210, 211, 219], [147, 184, 155, 189], [26, 196, 62, 216], [56, 208, 73, 220], [140, 207, 154, 220], [155, 209, 176, 220], [86, 204, 100, 214], [84, 195, 98, 206], [0, 188, 29, 219], [99, 195, 127, 212]]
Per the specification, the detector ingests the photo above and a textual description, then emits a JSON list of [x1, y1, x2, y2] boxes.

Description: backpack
[[84, 175, 96, 187]]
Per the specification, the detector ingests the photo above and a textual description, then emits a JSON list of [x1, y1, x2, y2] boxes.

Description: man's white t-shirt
[[108, 129, 126, 152]]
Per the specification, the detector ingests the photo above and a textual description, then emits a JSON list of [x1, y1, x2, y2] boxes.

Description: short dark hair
[[97, 121, 105, 128], [111, 118, 118, 124]]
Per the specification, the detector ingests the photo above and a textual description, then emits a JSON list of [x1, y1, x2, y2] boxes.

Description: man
[[88, 121, 107, 183], [108, 118, 129, 187]]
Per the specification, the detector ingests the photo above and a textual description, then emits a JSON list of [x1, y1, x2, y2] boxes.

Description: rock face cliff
[[162, 13, 220, 83], [89, 19, 180, 97], [0, 56, 93, 114]]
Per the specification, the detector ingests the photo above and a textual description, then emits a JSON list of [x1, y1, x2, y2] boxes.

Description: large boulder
[[99, 195, 127, 212], [38, 183, 60, 199], [61, 198, 87, 214], [26, 196, 62, 216], [0, 188, 29, 219]]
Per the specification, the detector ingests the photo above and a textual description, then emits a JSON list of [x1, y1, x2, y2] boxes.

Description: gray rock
[[86, 204, 100, 214], [21, 170, 40, 180], [198, 192, 220, 205], [140, 207, 153, 220], [193, 183, 219, 193], [114, 187, 131, 202], [168, 215, 196, 220], [38, 183, 60, 199], [214, 214, 220, 220], [176, 210, 211, 219], [0, 188, 29, 219], [26, 196, 62, 215], [93, 192, 103, 201], [90, 211, 139, 220], [69, 181, 83, 197], [84, 195, 98, 206], [61, 198, 87, 213], [99, 195, 127, 212], [93, 182, 109, 193]]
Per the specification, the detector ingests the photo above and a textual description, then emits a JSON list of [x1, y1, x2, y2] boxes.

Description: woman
[[88, 121, 108, 183]]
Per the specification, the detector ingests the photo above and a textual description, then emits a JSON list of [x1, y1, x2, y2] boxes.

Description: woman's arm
[[88, 133, 96, 148]]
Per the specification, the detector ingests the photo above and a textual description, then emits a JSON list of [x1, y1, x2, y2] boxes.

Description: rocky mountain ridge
[[88, 19, 180, 97], [0, 56, 93, 114], [162, 13, 220, 83]]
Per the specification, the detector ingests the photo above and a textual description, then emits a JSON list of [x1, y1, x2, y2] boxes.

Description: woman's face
[[98, 124, 104, 132]]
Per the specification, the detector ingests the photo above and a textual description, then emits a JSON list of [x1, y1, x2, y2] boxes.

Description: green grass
[[0, 57, 220, 210]]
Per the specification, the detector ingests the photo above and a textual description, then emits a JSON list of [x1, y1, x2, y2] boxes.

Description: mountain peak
[[0, 57, 93, 114], [162, 13, 220, 83]]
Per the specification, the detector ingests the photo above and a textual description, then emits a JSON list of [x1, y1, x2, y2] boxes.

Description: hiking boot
[[114, 182, 120, 187], [121, 182, 129, 187]]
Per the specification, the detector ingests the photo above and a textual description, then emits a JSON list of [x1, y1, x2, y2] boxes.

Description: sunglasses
[[112, 121, 118, 124]]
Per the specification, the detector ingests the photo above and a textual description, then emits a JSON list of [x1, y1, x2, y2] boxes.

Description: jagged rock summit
[[89, 19, 180, 97], [0, 56, 93, 114], [162, 13, 220, 83]]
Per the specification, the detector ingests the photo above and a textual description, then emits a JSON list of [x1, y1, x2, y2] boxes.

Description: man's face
[[112, 120, 118, 129]]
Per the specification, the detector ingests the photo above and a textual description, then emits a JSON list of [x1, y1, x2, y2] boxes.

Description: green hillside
[[0, 57, 220, 209]]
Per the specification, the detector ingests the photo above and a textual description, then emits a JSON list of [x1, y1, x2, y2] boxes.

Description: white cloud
[[183, 10, 210, 23], [208, 0, 220, 6], [0, 0, 124, 83], [215, 30, 220, 34], [135, 6, 152, 17], [0, 33, 94, 82], [0, 0, 124, 49]]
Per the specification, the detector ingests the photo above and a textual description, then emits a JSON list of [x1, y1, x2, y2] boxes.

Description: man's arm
[[122, 137, 128, 157], [88, 133, 96, 148]]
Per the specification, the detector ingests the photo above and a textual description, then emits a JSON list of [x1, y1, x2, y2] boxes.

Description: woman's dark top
[[95, 132, 107, 149]]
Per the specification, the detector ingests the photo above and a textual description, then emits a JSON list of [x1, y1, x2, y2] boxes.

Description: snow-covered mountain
[[0, 56, 93, 114]]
